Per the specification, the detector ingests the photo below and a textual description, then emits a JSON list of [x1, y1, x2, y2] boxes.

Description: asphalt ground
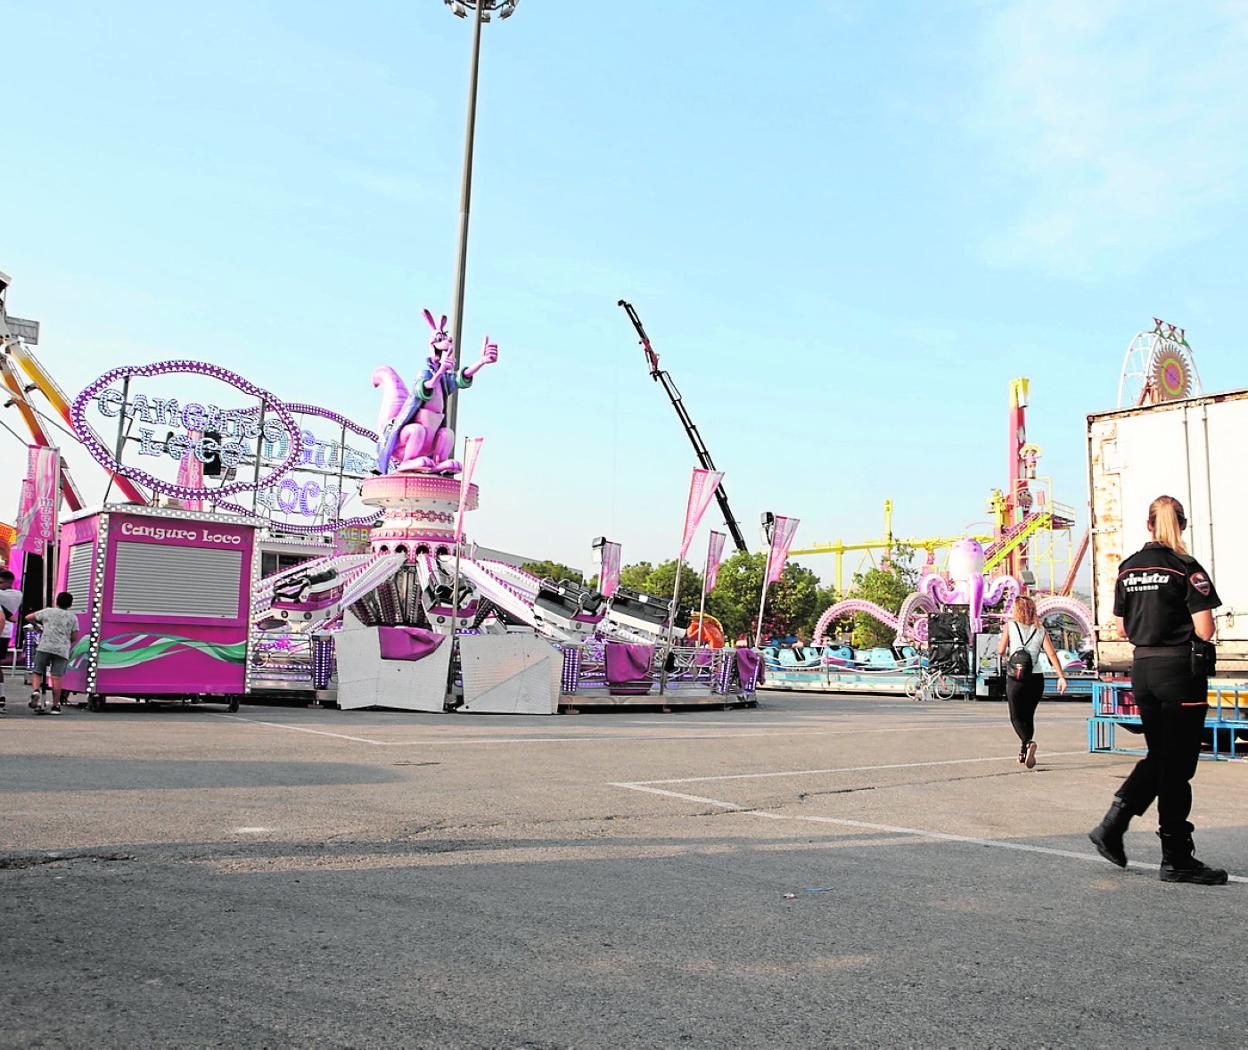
[[2, 690, 1245, 1049]]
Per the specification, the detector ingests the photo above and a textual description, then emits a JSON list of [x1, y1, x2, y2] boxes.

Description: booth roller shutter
[[65, 543, 93, 613], [111, 542, 243, 619]]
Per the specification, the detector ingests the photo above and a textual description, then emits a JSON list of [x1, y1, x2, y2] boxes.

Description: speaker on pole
[[928, 608, 969, 645]]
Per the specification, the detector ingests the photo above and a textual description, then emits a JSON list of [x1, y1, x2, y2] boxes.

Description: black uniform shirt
[[1113, 542, 1221, 646]]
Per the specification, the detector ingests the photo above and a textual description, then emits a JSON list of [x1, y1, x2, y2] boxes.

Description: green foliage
[[848, 545, 918, 649], [521, 560, 585, 585], [618, 561, 654, 591], [704, 551, 822, 644], [618, 560, 703, 614], [808, 584, 843, 641]]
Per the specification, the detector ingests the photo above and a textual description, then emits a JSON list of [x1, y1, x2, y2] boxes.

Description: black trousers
[[1006, 672, 1045, 745], [1117, 655, 1208, 834]]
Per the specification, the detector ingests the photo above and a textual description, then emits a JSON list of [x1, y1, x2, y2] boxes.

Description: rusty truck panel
[[1087, 389, 1248, 675]]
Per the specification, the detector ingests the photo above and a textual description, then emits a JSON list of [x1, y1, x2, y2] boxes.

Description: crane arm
[[618, 300, 748, 553]]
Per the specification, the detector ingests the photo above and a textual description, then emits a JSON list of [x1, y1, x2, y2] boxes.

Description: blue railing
[[1088, 679, 1248, 762]]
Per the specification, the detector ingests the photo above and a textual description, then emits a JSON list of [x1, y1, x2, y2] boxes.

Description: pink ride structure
[[21, 295, 757, 714], [811, 379, 1095, 656], [45, 307, 758, 714], [812, 536, 1094, 649], [331, 314, 757, 712], [372, 310, 498, 475]]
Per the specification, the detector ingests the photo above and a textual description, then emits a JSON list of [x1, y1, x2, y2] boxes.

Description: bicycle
[[905, 666, 958, 702]]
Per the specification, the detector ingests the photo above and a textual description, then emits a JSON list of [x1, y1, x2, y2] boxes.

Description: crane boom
[[618, 300, 748, 553]]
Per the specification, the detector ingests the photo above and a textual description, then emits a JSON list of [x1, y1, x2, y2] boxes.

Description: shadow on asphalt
[[0, 756, 403, 792]]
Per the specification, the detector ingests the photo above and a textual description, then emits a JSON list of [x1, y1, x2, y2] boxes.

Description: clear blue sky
[[3, 0, 1245, 584]]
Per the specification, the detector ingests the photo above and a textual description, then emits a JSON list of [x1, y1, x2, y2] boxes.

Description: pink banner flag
[[678, 468, 724, 560], [14, 479, 36, 555], [597, 540, 622, 598], [455, 437, 484, 542], [16, 447, 60, 553], [703, 530, 726, 595], [765, 515, 799, 584], [176, 431, 205, 511]]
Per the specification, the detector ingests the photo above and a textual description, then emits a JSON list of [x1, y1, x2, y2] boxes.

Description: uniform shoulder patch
[[1191, 571, 1212, 596]]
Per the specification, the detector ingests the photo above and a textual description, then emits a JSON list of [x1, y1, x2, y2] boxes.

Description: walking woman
[[997, 596, 1067, 768], [1088, 496, 1227, 884]]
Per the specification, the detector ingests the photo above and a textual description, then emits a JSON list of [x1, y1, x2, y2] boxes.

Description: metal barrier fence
[[559, 643, 756, 699], [1088, 679, 1248, 762]]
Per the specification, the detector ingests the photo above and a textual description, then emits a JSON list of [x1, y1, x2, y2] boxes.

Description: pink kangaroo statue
[[371, 309, 499, 475]]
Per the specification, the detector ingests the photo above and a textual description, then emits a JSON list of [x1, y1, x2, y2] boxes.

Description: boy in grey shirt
[[0, 568, 22, 714], [26, 591, 78, 715]]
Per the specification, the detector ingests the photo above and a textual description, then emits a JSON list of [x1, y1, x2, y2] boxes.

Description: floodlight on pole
[[443, 0, 518, 433]]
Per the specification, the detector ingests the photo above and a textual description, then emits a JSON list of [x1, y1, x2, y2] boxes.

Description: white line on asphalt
[[218, 715, 1017, 747], [219, 715, 389, 745], [625, 751, 1093, 785], [610, 781, 1248, 883]]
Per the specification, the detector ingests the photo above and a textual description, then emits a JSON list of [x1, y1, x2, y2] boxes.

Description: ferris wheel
[[1117, 319, 1202, 408]]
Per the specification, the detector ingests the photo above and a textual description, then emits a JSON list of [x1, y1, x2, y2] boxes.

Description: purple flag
[[765, 515, 799, 584], [16, 447, 60, 553], [455, 437, 484, 542], [678, 468, 724, 560], [703, 530, 726, 595], [598, 540, 622, 598], [176, 431, 204, 511]]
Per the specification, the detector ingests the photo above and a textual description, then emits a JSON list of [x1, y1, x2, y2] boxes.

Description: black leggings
[[1005, 672, 1045, 745], [1117, 655, 1208, 834]]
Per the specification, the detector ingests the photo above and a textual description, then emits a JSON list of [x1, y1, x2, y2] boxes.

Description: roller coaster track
[[983, 511, 1051, 573], [1059, 528, 1091, 597]]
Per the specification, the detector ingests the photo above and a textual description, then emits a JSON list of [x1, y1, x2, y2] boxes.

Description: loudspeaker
[[202, 429, 224, 476], [929, 609, 969, 645], [929, 641, 969, 675]]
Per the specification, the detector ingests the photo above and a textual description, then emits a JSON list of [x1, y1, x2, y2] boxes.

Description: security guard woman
[[1088, 495, 1228, 884]]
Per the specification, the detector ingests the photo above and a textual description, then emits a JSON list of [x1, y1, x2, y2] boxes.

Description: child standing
[[0, 569, 22, 715], [25, 591, 78, 715]]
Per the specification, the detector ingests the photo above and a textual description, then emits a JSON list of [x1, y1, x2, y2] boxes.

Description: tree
[[521, 560, 584, 584], [805, 583, 842, 641], [618, 561, 654, 592], [706, 551, 822, 644], [640, 559, 704, 615], [617, 560, 703, 615], [847, 545, 918, 649]]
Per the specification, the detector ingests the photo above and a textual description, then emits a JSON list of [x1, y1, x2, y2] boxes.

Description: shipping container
[[1087, 389, 1248, 675]]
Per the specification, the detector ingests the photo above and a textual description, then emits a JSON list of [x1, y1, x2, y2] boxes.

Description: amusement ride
[[1, 271, 759, 713], [1, 257, 1213, 713]]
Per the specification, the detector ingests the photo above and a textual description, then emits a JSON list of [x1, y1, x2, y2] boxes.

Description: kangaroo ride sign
[[251, 403, 381, 533], [72, 360, 381, 533]]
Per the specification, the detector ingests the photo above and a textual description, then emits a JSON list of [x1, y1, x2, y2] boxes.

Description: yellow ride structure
[[793, 379, 1082, 598], [789, 500, 993, 596]]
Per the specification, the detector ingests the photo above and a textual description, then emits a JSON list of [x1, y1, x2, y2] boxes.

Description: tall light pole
[[443, 0, 517, 433]]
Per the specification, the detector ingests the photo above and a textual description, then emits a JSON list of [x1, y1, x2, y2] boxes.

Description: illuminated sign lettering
[[73, 363, 382, 534], [119, 520, 244, 545]]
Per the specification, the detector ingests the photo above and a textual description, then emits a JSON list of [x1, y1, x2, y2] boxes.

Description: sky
[[2, 0, 1246, 586]]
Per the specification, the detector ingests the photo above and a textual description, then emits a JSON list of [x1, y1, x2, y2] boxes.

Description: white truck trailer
[[1087, 388, 1248, 677]]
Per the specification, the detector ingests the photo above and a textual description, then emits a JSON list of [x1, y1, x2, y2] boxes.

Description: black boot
[[1088, 799, 1132, 868], [1158, 830, 1228, 885]]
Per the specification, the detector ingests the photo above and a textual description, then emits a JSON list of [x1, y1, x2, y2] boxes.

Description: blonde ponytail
[[1148, 495, 1188, 555]]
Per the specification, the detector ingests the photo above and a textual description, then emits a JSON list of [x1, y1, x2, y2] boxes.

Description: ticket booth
[[57, 506, 258, 708]]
